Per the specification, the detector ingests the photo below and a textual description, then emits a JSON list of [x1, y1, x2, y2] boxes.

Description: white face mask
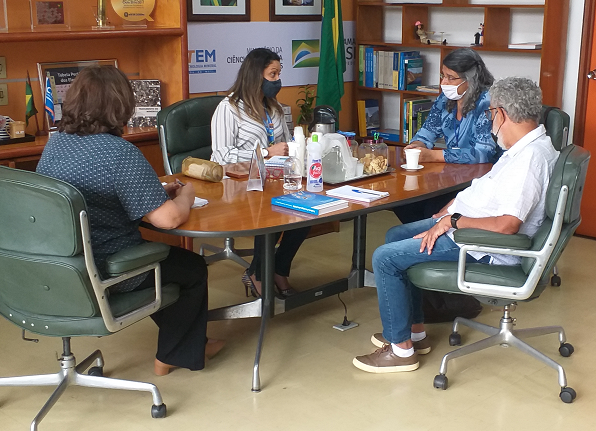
[[441, 80, 467, 101]]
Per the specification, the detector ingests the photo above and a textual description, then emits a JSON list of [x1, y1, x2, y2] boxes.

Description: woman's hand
[[163, 182, 182, 199], [404, 140, 426, 150], [267, 142, 289, 157], [413, 215, 451, 255]]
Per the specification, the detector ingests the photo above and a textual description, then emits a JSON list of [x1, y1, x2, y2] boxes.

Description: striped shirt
[[446, 125, 559, 265], [211, 96, 291, 165]]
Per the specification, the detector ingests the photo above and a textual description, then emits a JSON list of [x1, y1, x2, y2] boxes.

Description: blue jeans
[[372, 217, 482, 345]]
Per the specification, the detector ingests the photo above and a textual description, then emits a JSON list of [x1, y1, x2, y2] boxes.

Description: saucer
[[401, 164, 424, 171]]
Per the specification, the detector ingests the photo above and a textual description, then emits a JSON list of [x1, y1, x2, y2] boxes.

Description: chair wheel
[[151, 403, 167, 418], [559, 343, 574, 357], [449, 333, 462, 346], [560, 387, 576, 403], [551, 275, 561, 286], [88, 366, 103, 377], [433, 374, 448, 390]]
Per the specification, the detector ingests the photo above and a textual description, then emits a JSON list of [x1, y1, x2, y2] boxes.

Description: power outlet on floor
[[0, 57, 6, 79], [0, 84, 8, 106]]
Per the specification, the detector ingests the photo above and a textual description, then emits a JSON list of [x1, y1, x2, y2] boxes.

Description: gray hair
[[443, 48, 494, 116], [489, 77, 542, 123]]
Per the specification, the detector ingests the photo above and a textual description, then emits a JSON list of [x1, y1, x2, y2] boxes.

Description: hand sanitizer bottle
[[306, 134, 323, 192]]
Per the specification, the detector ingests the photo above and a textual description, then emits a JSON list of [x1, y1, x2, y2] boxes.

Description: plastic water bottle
[[293, 126, 306, 176], [307, 134, 323, 192]]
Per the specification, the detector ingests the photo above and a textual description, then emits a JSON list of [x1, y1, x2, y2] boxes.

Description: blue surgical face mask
[[262, 78, 282, 98]]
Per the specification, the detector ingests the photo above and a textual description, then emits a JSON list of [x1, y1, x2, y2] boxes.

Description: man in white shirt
[[353, 77, 559, 374]]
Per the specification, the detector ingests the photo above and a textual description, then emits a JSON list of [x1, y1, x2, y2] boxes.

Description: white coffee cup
[[404, 148, 421, 169]]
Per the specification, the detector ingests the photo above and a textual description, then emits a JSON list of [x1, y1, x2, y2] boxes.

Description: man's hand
[[267, 142, 289, 157], [414, 216, 451, 255], [404, 141, 426, 150]]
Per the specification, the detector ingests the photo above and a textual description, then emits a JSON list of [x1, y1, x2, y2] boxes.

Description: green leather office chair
[[407, 144, 589, 403], [0, 166, 181, 430], [541, 105, 571, 286], [157, 96, 253, 267]]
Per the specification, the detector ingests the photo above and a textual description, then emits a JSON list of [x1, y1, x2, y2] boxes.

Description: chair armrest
[[454, 229, 531, 250], [105, 242, 170, 276]]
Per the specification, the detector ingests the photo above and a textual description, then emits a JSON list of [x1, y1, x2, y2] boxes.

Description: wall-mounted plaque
[[0, 0, 7, 32]]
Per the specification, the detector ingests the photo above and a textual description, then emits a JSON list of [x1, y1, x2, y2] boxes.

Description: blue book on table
[[271, 191, 348, 216]]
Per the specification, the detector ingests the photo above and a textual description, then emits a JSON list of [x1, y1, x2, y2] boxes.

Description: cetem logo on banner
[[292, 40, 319, 68], [188, 49, 217, 75]]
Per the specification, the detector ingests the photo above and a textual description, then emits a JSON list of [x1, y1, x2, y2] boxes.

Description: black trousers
[[392, 191, 459, 224], [248, 226, 311, 281], [134, 246, 209, 371]]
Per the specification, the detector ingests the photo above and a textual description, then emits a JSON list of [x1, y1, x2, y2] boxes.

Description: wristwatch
[[451, 213, 462, 229], [261, 147, 269, 158]]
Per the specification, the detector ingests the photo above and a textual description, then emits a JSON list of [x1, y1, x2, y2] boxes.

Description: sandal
[[242, 270, 261, 298]]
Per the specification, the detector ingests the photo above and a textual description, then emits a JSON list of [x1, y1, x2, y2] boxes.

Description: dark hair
[[59, 65, 135, 136], [228, 48, 283, 122], [443, 48, 494, 116]]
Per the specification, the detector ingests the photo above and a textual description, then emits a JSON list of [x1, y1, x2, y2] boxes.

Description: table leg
[[252, 231, 276, 392], [348, 215, 367, 289]]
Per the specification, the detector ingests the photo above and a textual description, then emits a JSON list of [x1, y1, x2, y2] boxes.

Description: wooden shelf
[[0, 27, 184, 43], [358, 40, 542, 53], [358, 2, 544, 8]]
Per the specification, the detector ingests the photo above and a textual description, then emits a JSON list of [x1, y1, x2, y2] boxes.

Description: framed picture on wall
[[187, 0, 250, 22], [270, 0, 322, 22], [37, 59, 118, 126]]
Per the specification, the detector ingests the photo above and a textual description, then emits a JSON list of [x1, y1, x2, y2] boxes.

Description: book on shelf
[[359, 45, 365, 86], [271, 191, 348, 216], [127, 79, 161, 128], [403, 98, 433, 143], [405, 57, 423, 91], [364, 46, 374, 88], [369, 128, 400, 143], [415, 84, 441, 93], [416, 109, 431, 134], [508, 42, 542, 50], [397, 51, 420, 90], [357, 99, 380, 137], [326, 185, 389, 203]]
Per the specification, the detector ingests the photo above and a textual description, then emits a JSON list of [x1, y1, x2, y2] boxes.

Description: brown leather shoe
[[371, 333, 431, 355], [353, 345, 419, 373]]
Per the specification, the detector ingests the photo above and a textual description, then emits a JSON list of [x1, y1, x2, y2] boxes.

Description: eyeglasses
[[484, 107, 504, 121], [439, 73, 462, 83]]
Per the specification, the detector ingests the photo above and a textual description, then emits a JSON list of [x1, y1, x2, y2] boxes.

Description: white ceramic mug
[[404, 148, 421, 169]]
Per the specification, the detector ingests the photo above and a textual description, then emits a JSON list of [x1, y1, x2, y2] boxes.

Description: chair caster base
[[88, 366, 103, 377], [151, 403, 167, 418], [559, 387, 576, 403], [559, 342, 574, 357], [449, 332, 461, 346], [433, 374, 448, 390], [551, 275, 562, 286]]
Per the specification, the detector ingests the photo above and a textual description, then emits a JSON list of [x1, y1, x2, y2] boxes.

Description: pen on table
[[351, 189, 387, 196]]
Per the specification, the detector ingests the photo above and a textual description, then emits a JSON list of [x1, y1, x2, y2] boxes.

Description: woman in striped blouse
[[211, 48, 309, 298]]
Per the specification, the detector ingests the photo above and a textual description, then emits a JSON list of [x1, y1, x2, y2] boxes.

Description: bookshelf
[[355, 0, 569, 145], [0, 0, 189, 175]]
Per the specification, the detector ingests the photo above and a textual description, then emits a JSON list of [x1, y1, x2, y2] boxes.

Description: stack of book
[[271, 191, 348, 216], [402, 98, 433, 144], [358, 46, 422, 91]]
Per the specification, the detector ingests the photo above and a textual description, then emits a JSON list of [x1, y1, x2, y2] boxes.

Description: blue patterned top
[[412, 91, 498, 164], [37, 132, 168, 292]]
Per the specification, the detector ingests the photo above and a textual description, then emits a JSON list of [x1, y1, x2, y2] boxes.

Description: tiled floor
[[1, 210, 594, 430]]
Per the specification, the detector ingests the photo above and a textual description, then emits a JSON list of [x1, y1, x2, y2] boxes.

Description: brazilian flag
[[316, 0, 345, 114], [25, 76, 38, 127]]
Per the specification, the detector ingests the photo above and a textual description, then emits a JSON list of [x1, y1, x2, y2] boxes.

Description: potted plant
[[296, 84, 316, 126]]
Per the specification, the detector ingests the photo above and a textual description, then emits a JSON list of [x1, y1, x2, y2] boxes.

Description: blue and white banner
[[187, 21, 355, 94]]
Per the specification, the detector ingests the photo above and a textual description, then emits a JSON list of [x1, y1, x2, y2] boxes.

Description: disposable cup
[[404, 148, 421, 169], [356, 162, 364, 177]]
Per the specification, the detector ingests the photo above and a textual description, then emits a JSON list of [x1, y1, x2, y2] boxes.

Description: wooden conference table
[[147, 159, 491, 391]]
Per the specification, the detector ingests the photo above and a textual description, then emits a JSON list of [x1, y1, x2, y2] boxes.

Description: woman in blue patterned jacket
[[395, 48, 499, 223]]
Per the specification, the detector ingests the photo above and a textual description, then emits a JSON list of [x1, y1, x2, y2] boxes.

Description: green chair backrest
[[521, 145, 590, 289], [541, 105, 570, 151], [0, 166, 100, 319], [157, 95, 225, 174]]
